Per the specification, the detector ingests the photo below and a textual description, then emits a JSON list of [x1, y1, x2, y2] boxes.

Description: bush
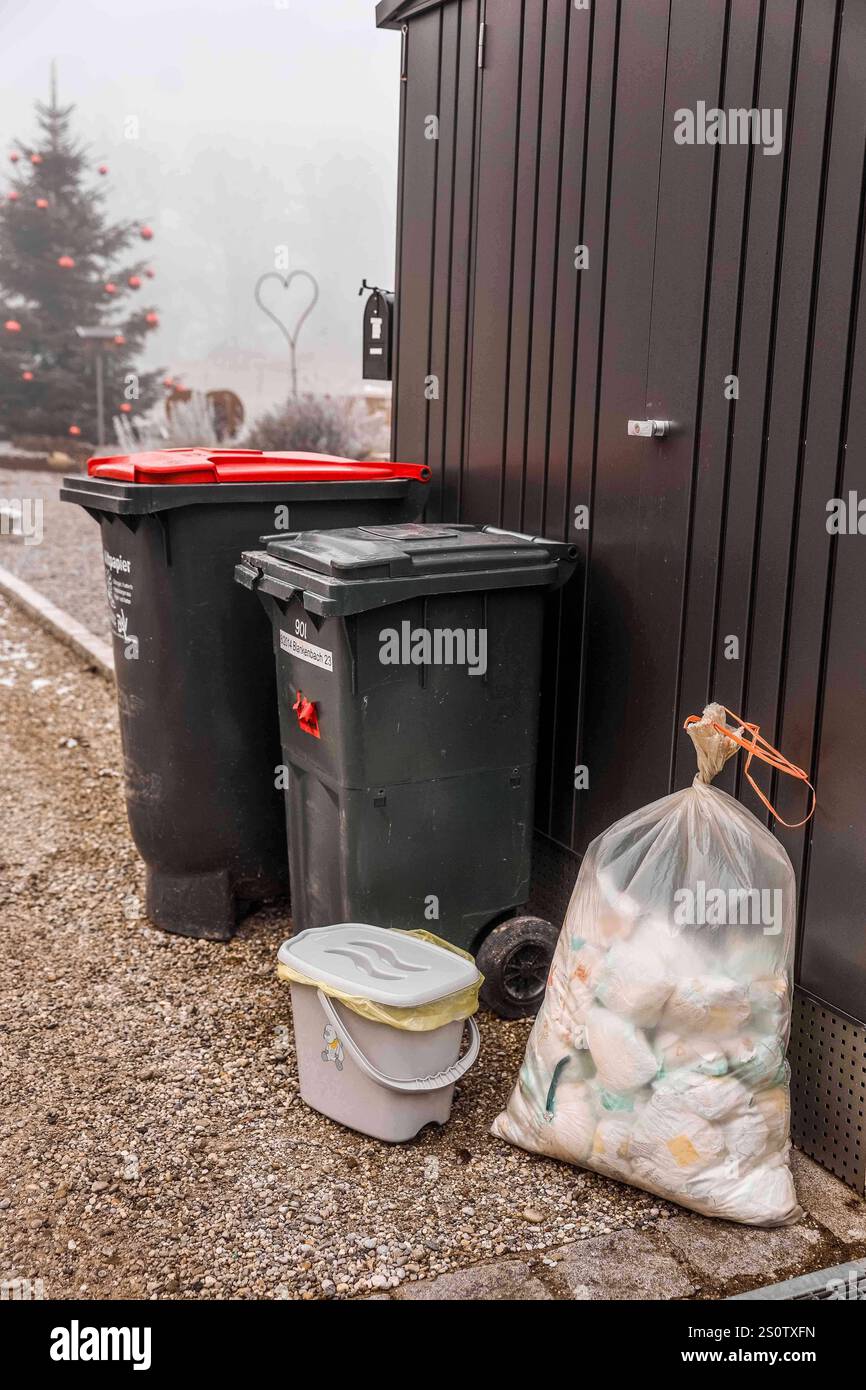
[[243, 394, 379, 459], [112, 394, 223, 452]]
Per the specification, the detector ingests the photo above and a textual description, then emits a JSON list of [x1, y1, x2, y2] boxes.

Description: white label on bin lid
[[278, 924, 480, 1007], [280, 629, 333, 672]]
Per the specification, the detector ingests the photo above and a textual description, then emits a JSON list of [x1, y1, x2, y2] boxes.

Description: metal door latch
[[628, 419, 669, 438]]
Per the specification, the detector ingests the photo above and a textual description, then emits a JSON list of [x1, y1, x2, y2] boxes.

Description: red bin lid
[[87, 448, 430, 486]]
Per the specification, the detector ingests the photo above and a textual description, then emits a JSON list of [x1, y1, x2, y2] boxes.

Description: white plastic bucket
[[278, 925, 482, 1143]]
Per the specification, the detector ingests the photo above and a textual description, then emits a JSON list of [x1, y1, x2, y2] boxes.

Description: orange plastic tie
[[683, 705, 815, 828]]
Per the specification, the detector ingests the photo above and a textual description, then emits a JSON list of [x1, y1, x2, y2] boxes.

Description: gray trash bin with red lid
[[61, 449, 430, 939]]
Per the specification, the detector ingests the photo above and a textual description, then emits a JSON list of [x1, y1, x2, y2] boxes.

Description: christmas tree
[[0, 67, 161, 443]]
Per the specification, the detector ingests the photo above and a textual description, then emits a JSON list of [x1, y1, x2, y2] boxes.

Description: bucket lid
[[87, 449, 430, 486], [278, 924, 480, 1007], [238, 523, 578, 616]]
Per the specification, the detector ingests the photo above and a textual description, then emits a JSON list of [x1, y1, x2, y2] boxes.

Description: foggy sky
[[0, 0, 401, 419]]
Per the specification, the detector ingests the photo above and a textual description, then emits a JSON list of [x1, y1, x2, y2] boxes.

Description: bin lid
[[87, 449, 430, 486], [278, 924, 480, 1007], [238, 523, 578, 615]]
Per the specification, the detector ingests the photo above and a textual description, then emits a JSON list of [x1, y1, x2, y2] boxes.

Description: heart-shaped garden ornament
[[254, 270, 319, 352]]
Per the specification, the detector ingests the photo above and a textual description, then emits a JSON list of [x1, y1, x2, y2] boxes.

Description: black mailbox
[[361, 285, 393, 380]]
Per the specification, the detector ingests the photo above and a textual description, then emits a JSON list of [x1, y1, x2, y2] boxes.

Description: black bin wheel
[[476, 915, 560, 1020]]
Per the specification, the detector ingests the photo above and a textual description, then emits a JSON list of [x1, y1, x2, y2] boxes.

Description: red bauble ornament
[[21, 370, 34, 381], [98, 164, 109, 175], [7, 191, 20, 203], [104, 282, 117, 295], [139, 225, 154, 241], [57, 255, 75, 269], [35, 198, 49, 209], [162, 376, 174, 388], [128, 275, 142, 289], [68, 425, 81, 436], [145, 267, 155, 279], [30, 153, 43, 165], [113, 334, 126, 346], [145, 312, 159, 327], [9, 152, 19, 163], [119, 403, 132, 414], [4, 319, 22, 333]]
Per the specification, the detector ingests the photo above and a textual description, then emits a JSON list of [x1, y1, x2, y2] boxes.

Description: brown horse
[[166, 388, 244, 441]]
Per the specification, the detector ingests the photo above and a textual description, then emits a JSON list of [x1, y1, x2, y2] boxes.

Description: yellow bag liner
[[277, 929, 482, 1032]]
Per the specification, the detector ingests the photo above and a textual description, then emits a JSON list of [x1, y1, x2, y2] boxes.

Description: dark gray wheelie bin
[[60, 450, 430, 940], [235, 523, 577, 1015]]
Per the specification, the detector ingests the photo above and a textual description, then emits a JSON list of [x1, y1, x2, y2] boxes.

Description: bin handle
[[481, 525, 578, 563], [316, 990, 480, 1094]]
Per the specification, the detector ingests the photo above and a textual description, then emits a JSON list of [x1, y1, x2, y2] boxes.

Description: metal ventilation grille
[[730, 1258, 866, 1301], [789, 989, 866, 1195]]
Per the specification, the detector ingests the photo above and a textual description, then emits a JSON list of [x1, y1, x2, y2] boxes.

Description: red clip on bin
[[293, 692, 321, 739]]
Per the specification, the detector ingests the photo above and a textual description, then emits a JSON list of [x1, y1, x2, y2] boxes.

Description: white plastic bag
[[492, 704, 809, 1227]]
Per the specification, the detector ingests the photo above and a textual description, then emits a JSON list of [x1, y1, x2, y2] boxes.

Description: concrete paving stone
[[392, 1259, 554, 1301], [548, 1227, 697, 1301], [658, 1211, 823, 1285], [789, 1150, 866, 1245]]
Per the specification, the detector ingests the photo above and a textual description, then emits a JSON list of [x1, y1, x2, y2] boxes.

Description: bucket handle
[[316, 990, 481, 1094]]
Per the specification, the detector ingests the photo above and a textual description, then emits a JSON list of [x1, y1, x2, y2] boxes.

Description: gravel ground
[[0, 596, 679, 1301], [0, 466, 108, 637]]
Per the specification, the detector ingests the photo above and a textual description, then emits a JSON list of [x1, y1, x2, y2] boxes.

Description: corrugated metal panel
[[776, 0, 866, 1020], [388, 0, 866, 1043], [550, 0, 620, 844], [427, 0, 482, 520], [462, 0, 524, 522], [671, 0, 765, 793]]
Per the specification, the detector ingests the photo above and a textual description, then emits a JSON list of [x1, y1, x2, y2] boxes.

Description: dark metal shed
[[377, 0, 866, 1193]]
